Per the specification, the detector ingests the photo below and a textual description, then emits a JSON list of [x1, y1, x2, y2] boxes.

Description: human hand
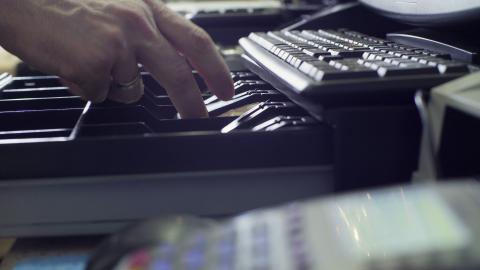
[[0, 0, 234, 118]]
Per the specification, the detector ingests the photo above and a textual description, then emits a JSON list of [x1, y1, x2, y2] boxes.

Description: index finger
[[145, 0, 234, 101], [138, 34, 208, 118]]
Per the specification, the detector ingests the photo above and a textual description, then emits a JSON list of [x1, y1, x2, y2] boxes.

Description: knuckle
[[149, 1, 170, 18], [189, 27, 214, 54], [125, 10, 148, 28], [106, 2, 140, 18], [139, 27, 159, 45], [107, 3, 156, 39], [103, 27, 126, 52], [140, 32, 164, 52]]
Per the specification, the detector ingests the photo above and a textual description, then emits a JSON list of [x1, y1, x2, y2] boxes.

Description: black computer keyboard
[[239, 29, 477, 104], [184, 5, 321, 45]]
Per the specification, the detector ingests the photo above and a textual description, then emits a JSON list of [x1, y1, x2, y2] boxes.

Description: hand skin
[[0, 0, 234, 118]]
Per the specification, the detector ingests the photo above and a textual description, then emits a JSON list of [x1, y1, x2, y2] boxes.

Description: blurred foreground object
[[88, 180, 480, 270]]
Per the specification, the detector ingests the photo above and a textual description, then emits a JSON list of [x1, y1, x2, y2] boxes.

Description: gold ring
[[111, 72, 143, 92]]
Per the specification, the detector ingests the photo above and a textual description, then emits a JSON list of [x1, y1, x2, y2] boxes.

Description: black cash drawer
[[0, 71, 333, 180]]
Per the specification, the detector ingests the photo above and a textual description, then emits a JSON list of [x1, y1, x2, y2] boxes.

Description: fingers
[[56, 1, 229, 118], [59, 46, 141, 104], [61, 79, 83, 97], [57, 51, 112, 103], [145, 0, 234, 101], [109, 51, 144, 104], [137, 32, 208, 118], [61, 75, 110, 103]]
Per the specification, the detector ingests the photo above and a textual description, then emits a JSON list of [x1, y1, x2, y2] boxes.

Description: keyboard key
[[390, 59, 418, 66], [249, 32, 285, 50], [384, 58, 403, 65], [302, 48, 331, 57], [318, 55, 343, 62], [292, 58, 303, 68], [328, 49, 368, 58], [231, 72, 259, 81], [378, 64, 438, 77], [313, 69, 378, 81], [437, 62, 470, 74], [299, 62, 317, 74], [313, 70, 347, 81], [360, 61, 395, 70], [369, 53, 398, 61], [429, 53, 451, 59]]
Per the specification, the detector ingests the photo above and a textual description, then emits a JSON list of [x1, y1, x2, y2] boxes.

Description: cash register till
[[0, 0, 479, 239]]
